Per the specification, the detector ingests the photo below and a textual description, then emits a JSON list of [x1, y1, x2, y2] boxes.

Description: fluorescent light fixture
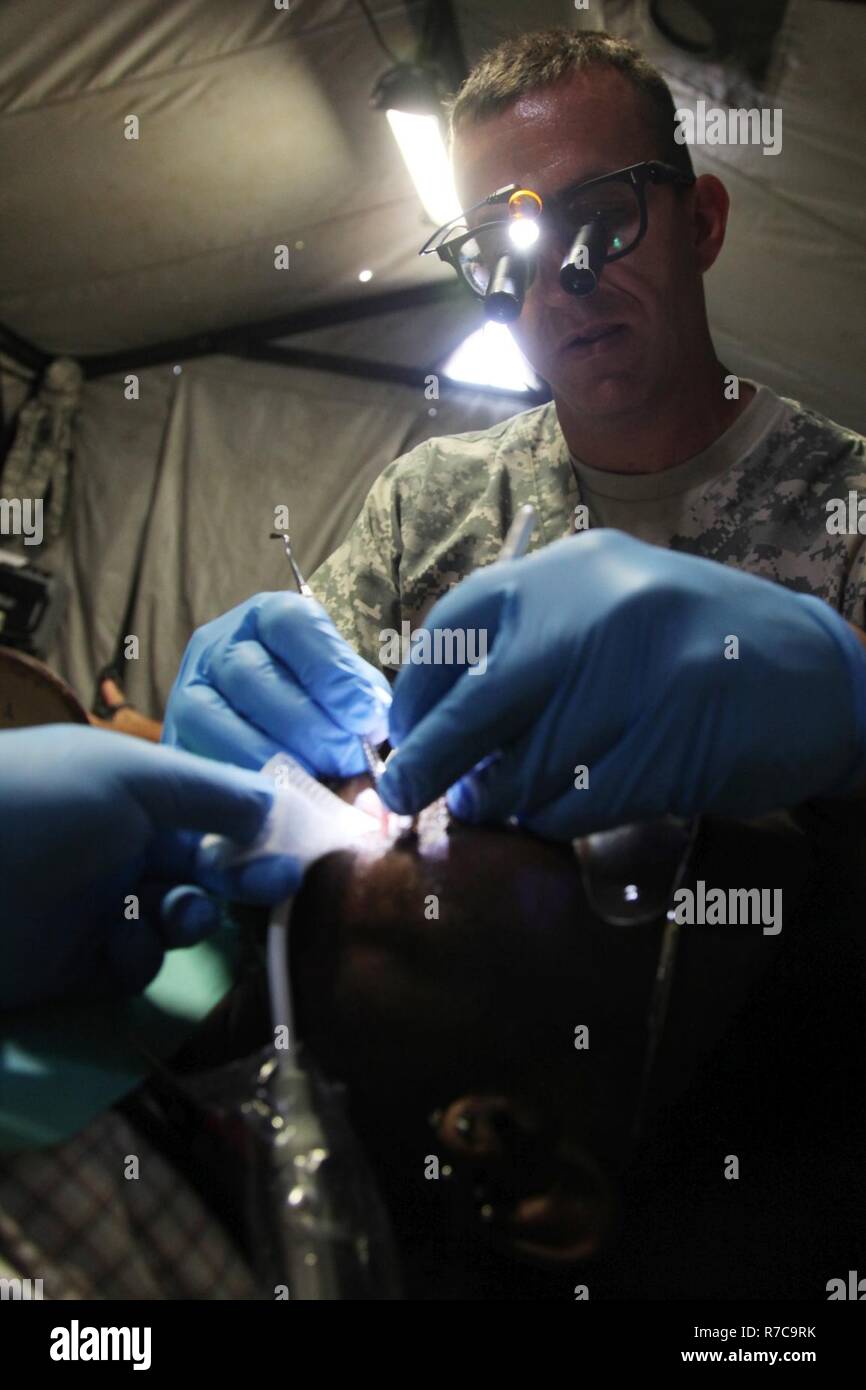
[[442, 323, 543, 393], [385, 109, 462, 227]]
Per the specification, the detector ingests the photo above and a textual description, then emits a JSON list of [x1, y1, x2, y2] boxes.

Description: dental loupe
[[420, 181, 610, 323]]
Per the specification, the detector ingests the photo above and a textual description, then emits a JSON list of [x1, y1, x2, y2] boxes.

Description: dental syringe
[[497, 503, 537, 563]]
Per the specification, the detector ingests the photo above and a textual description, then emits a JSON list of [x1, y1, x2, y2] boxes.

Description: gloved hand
[[0, 725, 301, 1010], [163, 592, 391, 775], [379, 530, 866, 836]]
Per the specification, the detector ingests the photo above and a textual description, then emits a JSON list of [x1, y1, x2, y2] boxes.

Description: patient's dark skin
[[295, 799, 652, 1269], [287, 797, 803, 1291], [178, 794, 863, 1297]]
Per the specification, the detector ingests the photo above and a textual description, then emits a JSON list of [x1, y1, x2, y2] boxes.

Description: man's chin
[[555, 368, 652, 419]]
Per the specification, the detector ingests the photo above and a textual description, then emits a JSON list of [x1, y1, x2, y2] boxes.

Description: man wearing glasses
[[165, 28, 866, 839], [311, 28, 863, 659]]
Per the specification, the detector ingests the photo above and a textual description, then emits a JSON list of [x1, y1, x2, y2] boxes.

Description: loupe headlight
[[482, 187, 543, 323]]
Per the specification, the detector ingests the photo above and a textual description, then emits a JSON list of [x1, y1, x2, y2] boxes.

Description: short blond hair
[[447, 28, 693, 177]]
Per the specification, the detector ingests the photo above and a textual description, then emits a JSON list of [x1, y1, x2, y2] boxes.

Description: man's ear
[[437, 1096, 615, 1265], [690, 173, 729, 274], [507, 1156, 615, 1264]]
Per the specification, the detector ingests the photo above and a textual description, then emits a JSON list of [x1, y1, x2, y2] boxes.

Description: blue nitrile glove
[[0, 725, 302, 1010], [163, 592, 391, 775], [379, 530, 866, 837]]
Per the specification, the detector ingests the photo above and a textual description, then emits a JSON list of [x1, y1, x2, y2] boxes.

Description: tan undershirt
[[568, 381, 789, 544]]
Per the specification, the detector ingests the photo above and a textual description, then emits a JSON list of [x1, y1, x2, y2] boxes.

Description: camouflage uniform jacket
[[311, 387, 866, 672]]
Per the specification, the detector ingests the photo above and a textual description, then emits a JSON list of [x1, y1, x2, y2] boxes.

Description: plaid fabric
[[0, 1107, 256, 1299]]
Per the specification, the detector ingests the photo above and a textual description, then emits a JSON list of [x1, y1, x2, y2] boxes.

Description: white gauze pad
[[200, 753, 402, 873]]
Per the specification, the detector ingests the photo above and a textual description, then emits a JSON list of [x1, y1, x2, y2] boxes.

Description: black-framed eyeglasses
[[420, 161, 696, 307]]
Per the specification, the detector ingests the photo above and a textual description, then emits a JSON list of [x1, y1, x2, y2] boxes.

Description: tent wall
[[39, 353, 531, 717], [605, 0, 866, 437]]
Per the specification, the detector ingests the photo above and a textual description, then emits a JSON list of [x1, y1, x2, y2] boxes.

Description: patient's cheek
[[343, 847, 429, 928]]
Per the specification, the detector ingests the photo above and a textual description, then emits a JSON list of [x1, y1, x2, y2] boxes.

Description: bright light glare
[[358, 269, 374, 282], [442, 323, 542, 393], [509, 219, 540, 249], [386, 110, 462, 226]]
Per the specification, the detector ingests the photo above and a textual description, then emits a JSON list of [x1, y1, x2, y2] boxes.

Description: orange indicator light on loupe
[[507, 188, 543, 219]]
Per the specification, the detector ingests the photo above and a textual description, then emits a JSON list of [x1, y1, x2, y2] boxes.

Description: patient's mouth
[[353, 785, 413, 840], [351, 787, 451, 859]]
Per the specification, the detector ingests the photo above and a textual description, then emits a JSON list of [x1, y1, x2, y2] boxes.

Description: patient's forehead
[[300, 785, 649, 1013], [315, 777, 665, 1044]]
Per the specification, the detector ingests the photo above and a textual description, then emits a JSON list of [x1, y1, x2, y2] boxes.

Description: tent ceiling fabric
[[0, 0, 456, 356], [0, 0, 863, 427]]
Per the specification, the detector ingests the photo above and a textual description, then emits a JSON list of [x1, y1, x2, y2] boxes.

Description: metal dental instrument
[[270, 529, 384, 788], [359, 735, 386, 790], [270, 529, 313, 597]]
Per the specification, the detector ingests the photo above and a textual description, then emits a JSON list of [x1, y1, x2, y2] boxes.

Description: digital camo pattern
[[310, 392, 866, 671]]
